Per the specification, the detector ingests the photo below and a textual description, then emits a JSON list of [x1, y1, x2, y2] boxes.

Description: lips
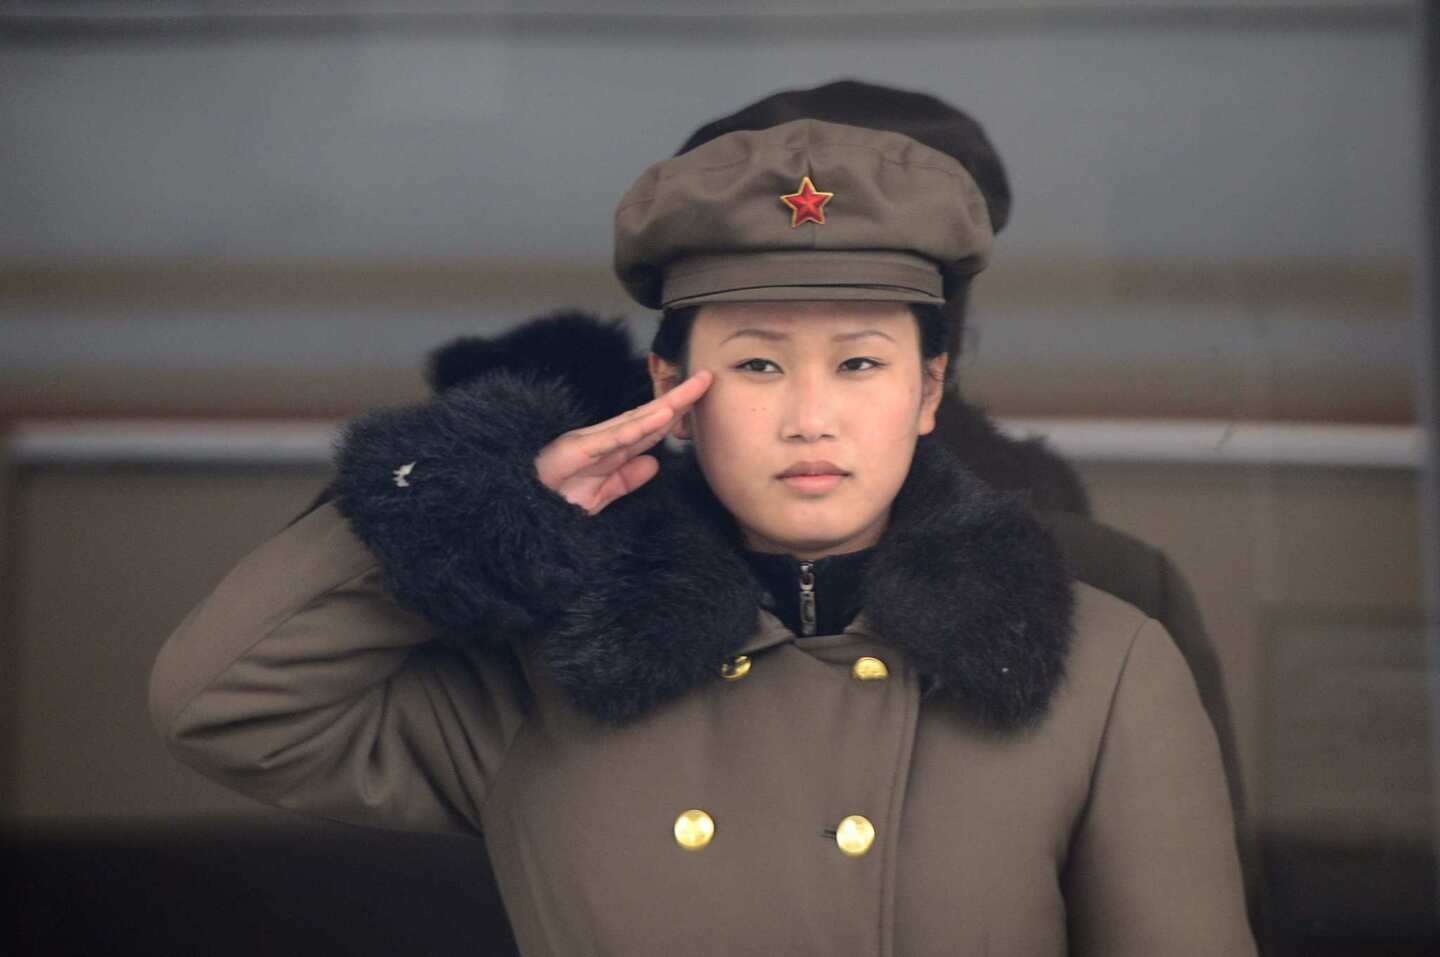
[[776, 460, 849, 479]]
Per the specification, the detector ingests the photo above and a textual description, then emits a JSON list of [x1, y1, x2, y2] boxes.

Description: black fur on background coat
[[331, 312, 1075, 729]]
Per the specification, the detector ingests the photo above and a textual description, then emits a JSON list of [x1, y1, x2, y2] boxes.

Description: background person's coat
[[150, 318, 1256, 956]]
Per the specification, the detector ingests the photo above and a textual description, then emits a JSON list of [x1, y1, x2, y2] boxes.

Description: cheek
[[689, 386, 795, 530], [690, 390, 773, 487], [692, 387, 768, 445], [857, 382, 926, 438]]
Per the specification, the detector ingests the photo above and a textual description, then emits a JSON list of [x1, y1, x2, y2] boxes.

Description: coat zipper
[[798, 560, 817, 636]]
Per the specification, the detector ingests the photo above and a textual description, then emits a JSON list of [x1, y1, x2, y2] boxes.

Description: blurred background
[[2, 1, 1437, 954]]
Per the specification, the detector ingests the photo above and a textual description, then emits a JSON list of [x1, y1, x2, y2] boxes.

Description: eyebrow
[[719, 328, 897, 345]]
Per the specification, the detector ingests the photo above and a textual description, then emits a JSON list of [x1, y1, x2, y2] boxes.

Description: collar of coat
[[332, 312, 1075, 731]]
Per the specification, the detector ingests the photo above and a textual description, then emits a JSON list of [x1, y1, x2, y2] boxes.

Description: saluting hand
[[534, 370, 712, 516]]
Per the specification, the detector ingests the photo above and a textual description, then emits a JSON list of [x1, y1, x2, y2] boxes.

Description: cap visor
[[659, 250, 945, 309], [664, 283, 944, 308]]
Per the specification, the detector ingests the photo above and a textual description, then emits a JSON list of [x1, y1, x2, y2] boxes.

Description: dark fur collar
[[525, 435, 1075, 730], [333, 313, 1074, 731]]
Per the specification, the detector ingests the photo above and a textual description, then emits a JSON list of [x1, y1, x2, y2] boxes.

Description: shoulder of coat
[[1053, 581, 1156, 710], [1072, 578, 1150, 630]]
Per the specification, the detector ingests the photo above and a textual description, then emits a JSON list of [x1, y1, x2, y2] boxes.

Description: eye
[[735, 358, 781, 373], [840, 357, 885, 372]]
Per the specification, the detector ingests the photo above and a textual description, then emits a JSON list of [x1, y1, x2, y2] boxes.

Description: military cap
[[675, 79, 1012, 236], [613, 118, 994, 311]]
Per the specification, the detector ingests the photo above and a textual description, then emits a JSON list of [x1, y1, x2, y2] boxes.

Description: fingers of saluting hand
[[653, 368, 713, 415], [564, 371, 711, 465], [579, 406, 678, 475], [570, 370, 713, 438], [564, 405, 672, 477], [535, 370, 712, 492], [583, 453, 661, 516]]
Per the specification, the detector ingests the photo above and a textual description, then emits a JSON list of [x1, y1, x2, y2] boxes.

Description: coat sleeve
[[1063, 617, 1257, 956], [148, 500, 530, 836], [325, 369, 605, 641]]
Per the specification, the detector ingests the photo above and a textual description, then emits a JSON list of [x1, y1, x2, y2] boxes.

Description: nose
[[780, 367, 838, 442]]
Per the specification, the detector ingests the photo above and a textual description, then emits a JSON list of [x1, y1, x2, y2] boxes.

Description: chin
[[715, 477, 887, 555], [753, 514, 875, 556]]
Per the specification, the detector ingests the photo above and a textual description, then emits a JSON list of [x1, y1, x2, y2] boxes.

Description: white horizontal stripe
[[998, 418, 1423, 468], [5, 421, 343, 467], [4, 418, 1424, 469]]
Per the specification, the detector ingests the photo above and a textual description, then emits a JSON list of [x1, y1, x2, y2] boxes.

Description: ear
[[647, 352, 695, 439], [917, 353, 949, 436]]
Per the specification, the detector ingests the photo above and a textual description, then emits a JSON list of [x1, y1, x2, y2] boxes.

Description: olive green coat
[[150, 499, 1252, 956], [149, 363, 1254, 956]]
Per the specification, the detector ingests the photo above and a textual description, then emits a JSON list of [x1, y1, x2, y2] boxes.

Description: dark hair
[[651, 300, 958, 390]]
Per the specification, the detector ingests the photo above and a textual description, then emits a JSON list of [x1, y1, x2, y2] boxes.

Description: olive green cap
[[613, 118, 994, 310]]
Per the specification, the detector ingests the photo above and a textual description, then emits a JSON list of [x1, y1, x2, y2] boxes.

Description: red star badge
[[779, 175, 834, 227]]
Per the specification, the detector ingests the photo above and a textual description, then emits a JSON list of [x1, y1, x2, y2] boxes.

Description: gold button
[[674, 809, 715, 850], [851, 656, 889, 681], [835, 815, 876, 857], [719, 655, 752, 680]]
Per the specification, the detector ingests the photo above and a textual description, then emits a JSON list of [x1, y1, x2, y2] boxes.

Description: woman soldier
[[150, 118, 1256, 954]]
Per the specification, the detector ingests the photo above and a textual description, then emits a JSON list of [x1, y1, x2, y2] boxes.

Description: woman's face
[[649, 300, 947, 559]]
